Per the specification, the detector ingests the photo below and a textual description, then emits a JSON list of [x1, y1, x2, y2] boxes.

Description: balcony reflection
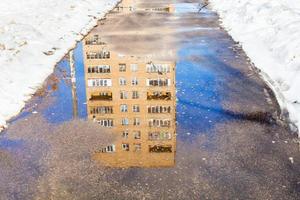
[[89, 92, 113, 101], [147, 91, 172, 101]]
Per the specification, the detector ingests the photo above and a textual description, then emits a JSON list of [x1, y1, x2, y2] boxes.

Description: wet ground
[[1, 0, 300, 199]]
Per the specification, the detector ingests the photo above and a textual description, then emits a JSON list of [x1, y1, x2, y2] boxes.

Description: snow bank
[[210, 0, 300, 134], [0, 0, 119, 129]]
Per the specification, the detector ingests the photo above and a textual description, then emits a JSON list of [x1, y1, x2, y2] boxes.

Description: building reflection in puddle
[[82, 32, 177, 168], [114, 0, 136, 13], [114, 0, 175, 13]]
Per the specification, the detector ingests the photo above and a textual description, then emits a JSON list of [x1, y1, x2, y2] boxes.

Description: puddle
[[1, 0, 300, 199]]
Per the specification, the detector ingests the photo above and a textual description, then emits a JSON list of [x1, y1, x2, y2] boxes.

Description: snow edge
[[0, 0, 121, 132]]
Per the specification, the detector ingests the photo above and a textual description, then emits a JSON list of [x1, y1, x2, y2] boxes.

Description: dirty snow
[[0, 0, 119, 129], [210, 0, 300, 135]]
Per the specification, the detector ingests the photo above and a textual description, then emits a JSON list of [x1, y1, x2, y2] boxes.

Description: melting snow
[[0, 0, 119, 129], [210, 0, 300, 135]]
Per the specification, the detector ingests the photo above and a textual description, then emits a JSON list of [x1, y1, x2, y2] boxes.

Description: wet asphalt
[[0, 0, 300, 199]]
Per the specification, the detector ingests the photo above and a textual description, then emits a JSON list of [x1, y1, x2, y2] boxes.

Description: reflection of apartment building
[[144, 4, 175, 13], [83, 34, 176, 168], [114, 0, 175, 14], [114, 0, 136, 13]]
